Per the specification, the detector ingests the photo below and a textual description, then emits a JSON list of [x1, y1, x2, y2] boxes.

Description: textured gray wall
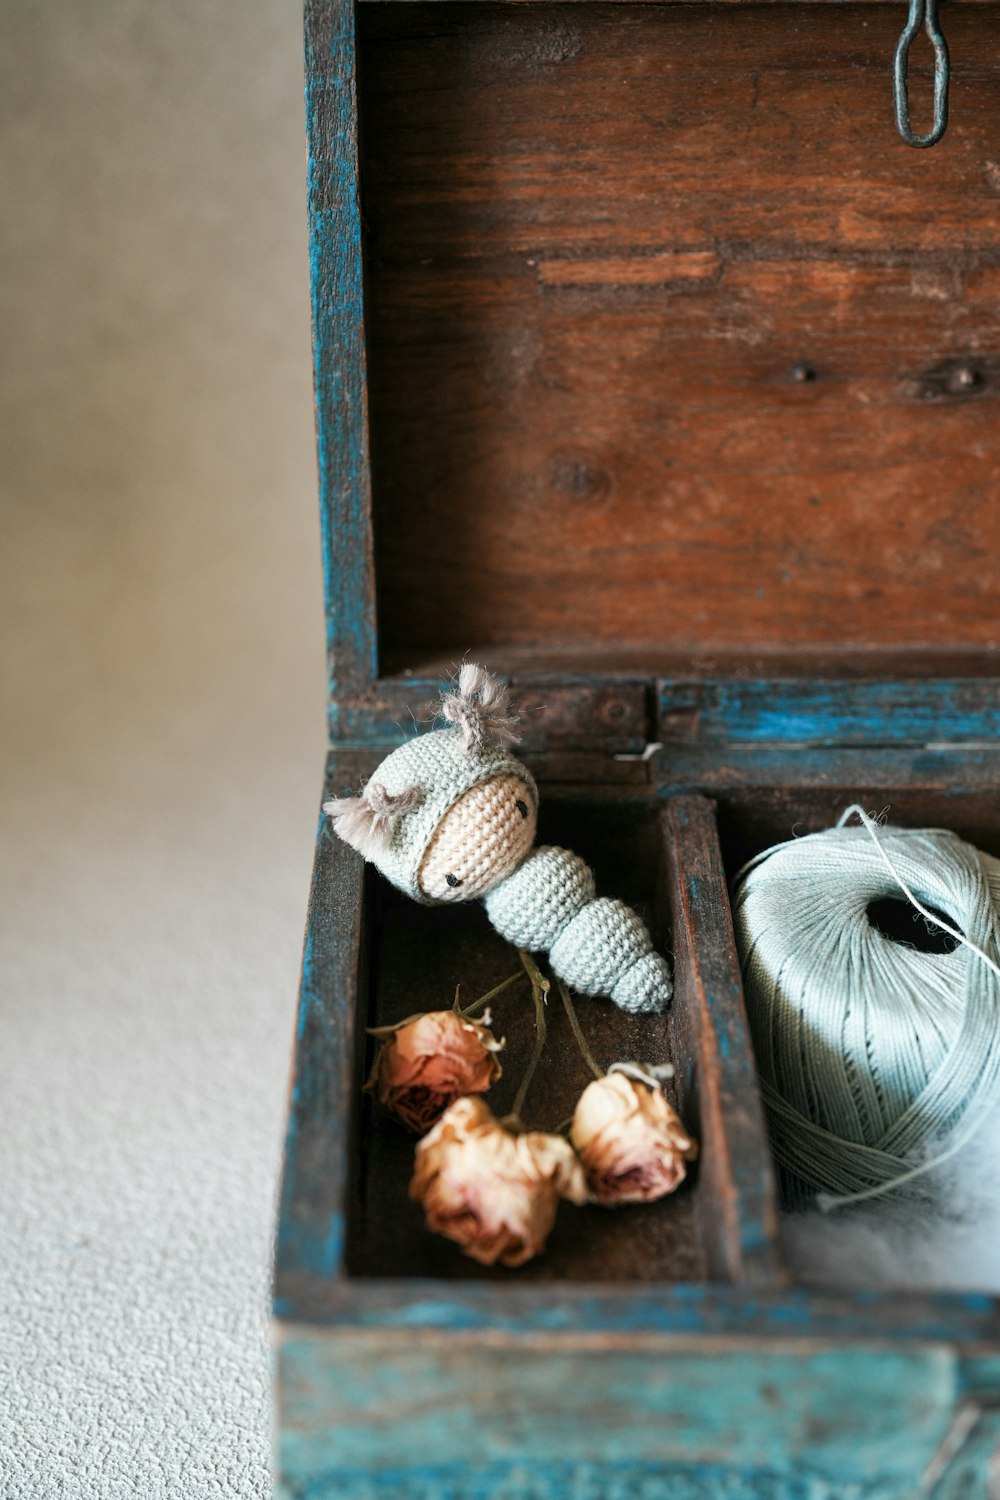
[[1, 2, 323, 1494]]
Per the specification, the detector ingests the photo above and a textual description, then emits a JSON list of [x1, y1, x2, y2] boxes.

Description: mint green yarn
[[484, 845, 594, 950], [734, 809, 1000, 1204], [550, 898, 652, 1005]]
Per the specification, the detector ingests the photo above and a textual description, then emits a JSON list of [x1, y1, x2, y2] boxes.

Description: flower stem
[[508, 950, 550, 1125], [459, 971, 523, 1018], [557, 978, 604, 1081]]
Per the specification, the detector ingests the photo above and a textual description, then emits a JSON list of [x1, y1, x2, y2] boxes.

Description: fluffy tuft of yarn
[[733, 808, 1000, 1206], [323, 782, 422, 859], [440, 664, 521, 753]]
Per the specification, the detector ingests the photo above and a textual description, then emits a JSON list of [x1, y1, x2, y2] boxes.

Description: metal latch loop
[[894, 0, 950, 148]]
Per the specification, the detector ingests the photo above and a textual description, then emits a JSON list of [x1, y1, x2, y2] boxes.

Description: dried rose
[[570, 1070, 698, 1205], [366, 1010, 504, 1134], [410, 1096, 588, 1267]]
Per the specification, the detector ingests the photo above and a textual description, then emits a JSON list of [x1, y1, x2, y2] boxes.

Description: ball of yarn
[[733, 812, 1000, 1203]]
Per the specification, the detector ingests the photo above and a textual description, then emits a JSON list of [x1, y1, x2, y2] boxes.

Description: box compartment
[[328, 762, 783, 1287]]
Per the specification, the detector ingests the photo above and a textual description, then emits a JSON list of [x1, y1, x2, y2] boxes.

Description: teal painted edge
[[275, 800, 362, 1287], [272, 1278, 998, 1345], [655, 744, 999, 796], [322, 676, 1000, 752], [275, 1334, 958, 1489], [960, 1353, 1000, 1397], [305, 0, 379, 727], [276, 1459, 913, 1500], [657, 678, 1000, 747], [323, 676, 1000, 753]]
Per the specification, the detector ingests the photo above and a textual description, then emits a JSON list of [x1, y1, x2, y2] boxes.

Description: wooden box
[[274, 3, 1000, 1494]]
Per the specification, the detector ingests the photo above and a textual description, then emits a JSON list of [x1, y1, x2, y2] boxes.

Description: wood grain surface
[[357, 3, 1000, 665], [660, 795, 784, 1285]]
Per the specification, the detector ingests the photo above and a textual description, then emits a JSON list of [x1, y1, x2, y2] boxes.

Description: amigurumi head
[[323, 665, 538, 905]]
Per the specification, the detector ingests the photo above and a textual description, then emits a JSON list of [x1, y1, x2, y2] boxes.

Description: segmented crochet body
[[484, 846, 672, 1014]]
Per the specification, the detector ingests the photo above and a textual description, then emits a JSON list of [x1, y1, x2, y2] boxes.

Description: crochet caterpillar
[[324, 665, 672, 1014]]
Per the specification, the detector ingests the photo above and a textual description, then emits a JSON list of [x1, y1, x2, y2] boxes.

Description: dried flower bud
[[570, 1071, 697, 1205], [410, 1096, 588, 1266], [366, 1010, 504, 1134]]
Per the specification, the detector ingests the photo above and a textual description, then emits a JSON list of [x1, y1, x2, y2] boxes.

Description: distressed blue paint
[[711, 999, 732, 1060], [306, 0, 379, 727], [656, 743, 999, 796], [276, 1458, 914, 1500], [297, 927, 319, 1045], [277, 1331, 958, 1487], [275, 803, 363, 1290], [319, 671, 1000, 756], [280, 1215, 346, 1283], [275, 1278, 998, 1345], [657, 678, 1000, 747], [668, 798, 780, 1283], [958, 1353, 1000, 1398]]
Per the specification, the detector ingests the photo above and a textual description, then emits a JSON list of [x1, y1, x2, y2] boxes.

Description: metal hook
[[894, 0, 950, 148]]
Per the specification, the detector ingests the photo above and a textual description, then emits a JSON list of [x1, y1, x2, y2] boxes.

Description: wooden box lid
[[311, 0, 1000, 745]]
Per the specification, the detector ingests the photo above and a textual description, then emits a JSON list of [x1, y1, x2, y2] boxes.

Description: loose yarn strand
[[837, 805, 1000, 984]]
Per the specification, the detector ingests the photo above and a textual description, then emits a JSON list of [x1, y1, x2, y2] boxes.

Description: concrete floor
[[1, 3, 324, 1493]]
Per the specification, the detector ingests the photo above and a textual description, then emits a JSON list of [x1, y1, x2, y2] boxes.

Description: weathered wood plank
[[378, 645, 1000, 683], [661, 796, 784, 1285], [358, 3, 1000, 667], [654, 744, 1000, 796], [274, 1267, 1000, 1345], [305, 0, 378, 720], [329, 672, 652, 751], [329, 671, 1000, 753], [274, 772, 369, 1291], [275, 1327, 960, 1493], [656, 678, 1000, 746]]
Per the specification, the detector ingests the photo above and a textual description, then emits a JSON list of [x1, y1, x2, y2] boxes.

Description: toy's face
[[418, 772, 537, 902]]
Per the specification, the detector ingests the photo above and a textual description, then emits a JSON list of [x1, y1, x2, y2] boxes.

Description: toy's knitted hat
[[324, 665, 537, 903]]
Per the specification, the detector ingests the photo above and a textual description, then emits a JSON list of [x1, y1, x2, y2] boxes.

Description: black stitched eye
[[516, 799, 529, 819], [445, 873, 463, 888]]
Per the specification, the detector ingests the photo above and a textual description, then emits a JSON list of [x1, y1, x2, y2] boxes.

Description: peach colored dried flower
[[410, 1096, 588, 1266], [571, 1070, 697, 1205], [366, 1010, 504, 1134]]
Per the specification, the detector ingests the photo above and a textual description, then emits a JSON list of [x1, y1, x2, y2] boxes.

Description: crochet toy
[[324, 665, 672, 1014]]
